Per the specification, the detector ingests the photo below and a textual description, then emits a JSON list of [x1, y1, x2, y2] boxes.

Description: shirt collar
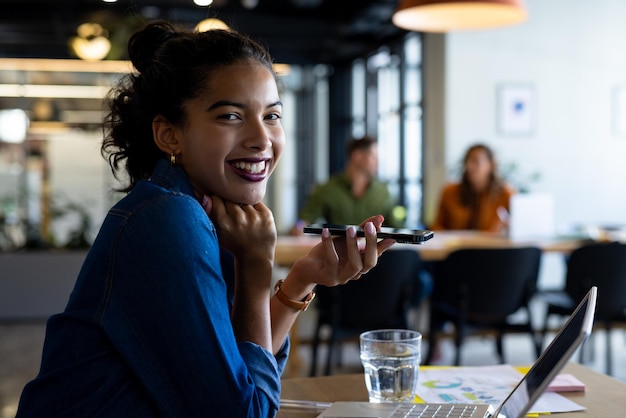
[[149, 158, 196, 197]]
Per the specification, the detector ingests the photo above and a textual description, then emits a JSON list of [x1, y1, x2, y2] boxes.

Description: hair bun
[[128, 21, 180, 73]]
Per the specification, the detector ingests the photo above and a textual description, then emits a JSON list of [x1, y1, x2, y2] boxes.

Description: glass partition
[[0, 59, 128, 250], [350, 33, 424, 228]]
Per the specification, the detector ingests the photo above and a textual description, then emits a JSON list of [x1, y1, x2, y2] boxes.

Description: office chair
[[308, 249, 423, 376], [424, 247, 543, 366], [540, 241, 626, 376]]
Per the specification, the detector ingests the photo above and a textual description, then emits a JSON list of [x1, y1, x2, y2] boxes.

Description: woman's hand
[[270, 214, 395, 354], [203, 197, 277, 353], [202, 194, 276, 265], [288, 215, 396, 289]]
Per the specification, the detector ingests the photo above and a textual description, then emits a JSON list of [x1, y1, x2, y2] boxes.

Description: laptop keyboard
[[390, 403, 483, 417]]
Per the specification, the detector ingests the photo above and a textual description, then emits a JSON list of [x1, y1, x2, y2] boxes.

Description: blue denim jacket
[[17, 159, 288, 417]]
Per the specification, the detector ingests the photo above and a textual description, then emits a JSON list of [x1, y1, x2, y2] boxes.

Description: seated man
[[292, 135, 404, 234]]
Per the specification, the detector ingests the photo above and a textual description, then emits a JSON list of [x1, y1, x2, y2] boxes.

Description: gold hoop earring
[[170, 152, 176, 165]]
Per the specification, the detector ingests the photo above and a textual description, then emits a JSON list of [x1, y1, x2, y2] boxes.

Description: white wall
[[48, 130, 117, 246], [426, 0, 626, 232]]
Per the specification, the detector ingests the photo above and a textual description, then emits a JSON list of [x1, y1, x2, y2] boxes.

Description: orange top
[[430, 183, 515, 232]]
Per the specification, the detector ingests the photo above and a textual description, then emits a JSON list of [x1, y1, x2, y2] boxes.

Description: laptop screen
[[508, 193, 555, 240], [495, 286, 596, 418]]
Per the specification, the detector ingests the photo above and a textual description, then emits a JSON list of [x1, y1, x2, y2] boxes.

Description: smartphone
[[303, 223, 434, 245]]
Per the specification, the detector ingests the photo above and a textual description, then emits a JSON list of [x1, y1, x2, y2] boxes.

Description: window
[[352, 33, 424, 227], [282, 33, 424, 232]]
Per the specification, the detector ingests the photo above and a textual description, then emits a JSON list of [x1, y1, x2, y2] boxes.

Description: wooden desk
[[275, 231, 586, 266], [278, 362, 626, 417]]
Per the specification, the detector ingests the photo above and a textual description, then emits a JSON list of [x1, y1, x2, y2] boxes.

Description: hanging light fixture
[[69, 23, 111, 61], [0, 109, 29, 143], [195, 18, 230, 32], [392, 0, 528, 33]]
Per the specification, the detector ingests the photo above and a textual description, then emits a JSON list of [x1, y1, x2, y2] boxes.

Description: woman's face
[[464, 148, 493, 189], [176, 61, 284, 205]]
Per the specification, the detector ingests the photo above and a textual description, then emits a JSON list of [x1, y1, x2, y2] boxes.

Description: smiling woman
[[13, 20, 394, 418]]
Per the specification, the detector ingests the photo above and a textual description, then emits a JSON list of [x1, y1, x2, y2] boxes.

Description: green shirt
[[298, 172, 403, 228]]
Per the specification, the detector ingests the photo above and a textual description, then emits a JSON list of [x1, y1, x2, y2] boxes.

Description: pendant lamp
[[392, 0, 528, 33], [70, 23, 111, 61], [195, 18, 230, 32]]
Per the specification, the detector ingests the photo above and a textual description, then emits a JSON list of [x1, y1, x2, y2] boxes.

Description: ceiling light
[[0, 84, 110, 99], [242, 0, 259, 9], [273, 63, 291, 76], [0, 109, 29, 143], [195, 18, 230, 32], [70, 23, 111, 61], [193, 0, 213, 6], [392, 0, 528, 33], [70, 37, 111, 61], [0, 58, 131, 73]]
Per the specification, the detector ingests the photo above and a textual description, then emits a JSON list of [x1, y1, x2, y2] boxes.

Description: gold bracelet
[[274, 279, 316, 312]]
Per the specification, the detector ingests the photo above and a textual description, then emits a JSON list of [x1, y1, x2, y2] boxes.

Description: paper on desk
[[415, 364, 585, 414]]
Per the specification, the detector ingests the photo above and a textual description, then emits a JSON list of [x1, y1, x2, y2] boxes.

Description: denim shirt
[[16, 159, 288, 417]]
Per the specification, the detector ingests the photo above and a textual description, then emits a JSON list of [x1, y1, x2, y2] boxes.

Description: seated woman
[[14, 21, 395, 417], [427, 143, 515, 361], [431, 143, 515, 233]]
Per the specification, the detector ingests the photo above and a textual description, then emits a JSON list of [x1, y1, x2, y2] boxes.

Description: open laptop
[[508, 193, 555, 240], [317, 286, 597, 418]]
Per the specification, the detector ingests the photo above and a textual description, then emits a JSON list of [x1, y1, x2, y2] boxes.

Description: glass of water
[[359, 329, 422, 403]]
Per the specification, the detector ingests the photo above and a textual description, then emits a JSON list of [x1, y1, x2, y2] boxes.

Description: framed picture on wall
[[612, 85, 626, 137], [497, 84, 534, 136]]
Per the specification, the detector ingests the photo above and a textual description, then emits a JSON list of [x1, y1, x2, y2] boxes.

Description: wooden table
[[275, 231, 587, 266], [278, 362, 626, 417]]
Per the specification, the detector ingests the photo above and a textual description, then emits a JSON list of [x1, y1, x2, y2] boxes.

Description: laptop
[[316, 286, 597, 418], [508, 193, 555, 240]]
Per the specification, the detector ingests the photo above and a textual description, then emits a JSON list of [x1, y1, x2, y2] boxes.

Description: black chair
[[308, 249, 423, 376], [540, 241, 626, 376], [424, 247, 543, 366]]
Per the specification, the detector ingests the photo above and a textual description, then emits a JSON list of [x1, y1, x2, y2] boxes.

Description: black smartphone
[[303, 223, 434, 245]]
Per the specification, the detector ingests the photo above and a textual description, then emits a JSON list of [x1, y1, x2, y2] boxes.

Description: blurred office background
[[3, 0, 624, 302], [2, 0, 626, 416], [1, 0, 625, 246]]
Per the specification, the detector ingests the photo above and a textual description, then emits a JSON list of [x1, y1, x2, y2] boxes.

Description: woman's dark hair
[[459, 143, 504, 207], [102, 21, 276, 192]]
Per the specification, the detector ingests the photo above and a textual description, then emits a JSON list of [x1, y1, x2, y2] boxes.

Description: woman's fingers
[[376, 238, 397, 256], [201, 195, 212, 216], [295, 217, 399, 289], [359, 214, 384, 230], [319, 226, 340, 264], [359, 214, 396, 258], [208, 194, 227, 222], [358, 222, 379, 274], [343, 225, 366, 279]]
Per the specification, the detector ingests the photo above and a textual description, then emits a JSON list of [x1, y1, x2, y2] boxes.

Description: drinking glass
[[359, 329, 422, 403]]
